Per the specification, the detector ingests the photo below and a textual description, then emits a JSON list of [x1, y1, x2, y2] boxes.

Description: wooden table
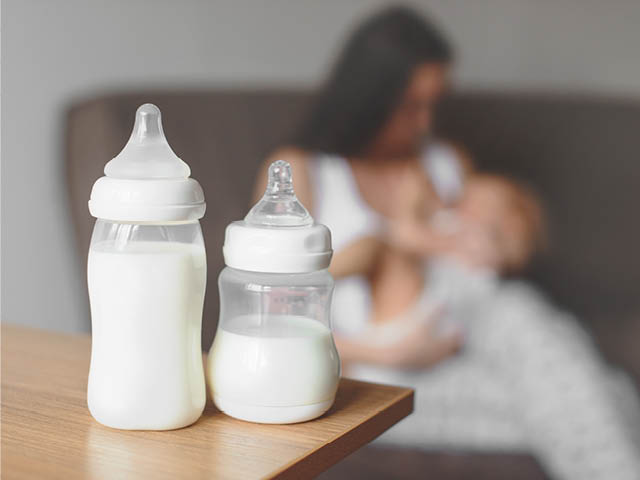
[[1, 325, 413, 479]]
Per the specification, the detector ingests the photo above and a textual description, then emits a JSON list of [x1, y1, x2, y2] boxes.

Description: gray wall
[[2, 0, 640, 332]]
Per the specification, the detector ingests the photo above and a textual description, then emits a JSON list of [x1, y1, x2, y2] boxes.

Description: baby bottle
[[208, 160, 340, 424], [87, 104, 207, 430]]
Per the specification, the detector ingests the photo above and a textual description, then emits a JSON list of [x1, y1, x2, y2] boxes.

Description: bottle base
[[213, 396, 334, 424], [90, 414, 201, 431], [88, 402, 204, 431]]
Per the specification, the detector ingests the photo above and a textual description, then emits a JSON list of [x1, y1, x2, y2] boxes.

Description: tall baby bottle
[[87, 104, 207, 430], [208, 160, 340, 424]]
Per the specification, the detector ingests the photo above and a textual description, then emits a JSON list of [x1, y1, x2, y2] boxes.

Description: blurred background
[[3, 0, 640, 334], [3, 1, 640, 479]]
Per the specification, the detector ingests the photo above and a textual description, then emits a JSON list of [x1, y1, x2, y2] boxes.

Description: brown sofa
[[66, 90, 640, 479]]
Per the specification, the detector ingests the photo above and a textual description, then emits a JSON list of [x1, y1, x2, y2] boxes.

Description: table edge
[[268, 387, 414, 479]]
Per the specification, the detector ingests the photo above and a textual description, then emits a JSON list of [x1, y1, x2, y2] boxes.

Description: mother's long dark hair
[[292, 6, 452, 157]]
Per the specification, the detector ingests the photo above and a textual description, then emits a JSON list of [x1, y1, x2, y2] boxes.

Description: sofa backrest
[[66, 90, 640, 349]]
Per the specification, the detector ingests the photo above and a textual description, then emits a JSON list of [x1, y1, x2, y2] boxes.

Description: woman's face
[[368, 62, 449, 158]]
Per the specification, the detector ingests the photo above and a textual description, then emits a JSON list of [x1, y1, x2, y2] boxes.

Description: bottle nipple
[[104, 103, 190, 179], [245, 160, 313, 227]]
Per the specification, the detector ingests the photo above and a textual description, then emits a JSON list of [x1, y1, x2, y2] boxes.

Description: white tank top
[[310, 143, 463, 335]]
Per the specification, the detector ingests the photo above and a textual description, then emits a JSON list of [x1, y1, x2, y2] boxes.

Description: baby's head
[[456, 174, 545, 274]]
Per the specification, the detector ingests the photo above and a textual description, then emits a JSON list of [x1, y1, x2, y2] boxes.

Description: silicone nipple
[[245, 160, 313, 227], [104, 104, 190, 179]]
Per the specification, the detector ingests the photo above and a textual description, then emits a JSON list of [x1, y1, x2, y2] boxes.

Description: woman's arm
[[329, 236, 384, 279], [334, 317, 461, 370]]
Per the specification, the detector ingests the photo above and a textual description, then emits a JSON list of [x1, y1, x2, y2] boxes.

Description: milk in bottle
[[87, 104, 207, 430]]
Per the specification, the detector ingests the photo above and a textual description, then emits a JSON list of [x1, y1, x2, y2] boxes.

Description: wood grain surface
[[1, 325, 413, 479]]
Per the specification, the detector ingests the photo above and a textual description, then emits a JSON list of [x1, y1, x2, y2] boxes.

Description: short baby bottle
[[87, 104, 207, 430], [208, 160, 340, 424]]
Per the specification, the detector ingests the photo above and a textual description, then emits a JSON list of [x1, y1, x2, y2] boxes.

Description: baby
[[362, 172, 544, 346]]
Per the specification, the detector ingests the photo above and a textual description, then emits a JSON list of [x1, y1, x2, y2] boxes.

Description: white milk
[[208, 314, 340, 422], [87, 240, 207, 430]]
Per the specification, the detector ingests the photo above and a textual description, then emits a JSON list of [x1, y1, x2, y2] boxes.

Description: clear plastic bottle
[[87, 104, 207, 430], [208, 160, 340, 424]]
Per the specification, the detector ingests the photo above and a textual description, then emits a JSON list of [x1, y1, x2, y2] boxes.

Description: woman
[[253, 6, 640, 480], [255, 6, 468, 368]]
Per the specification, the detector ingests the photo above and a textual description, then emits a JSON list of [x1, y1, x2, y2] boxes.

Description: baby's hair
[[469, 174, 546, 272]]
